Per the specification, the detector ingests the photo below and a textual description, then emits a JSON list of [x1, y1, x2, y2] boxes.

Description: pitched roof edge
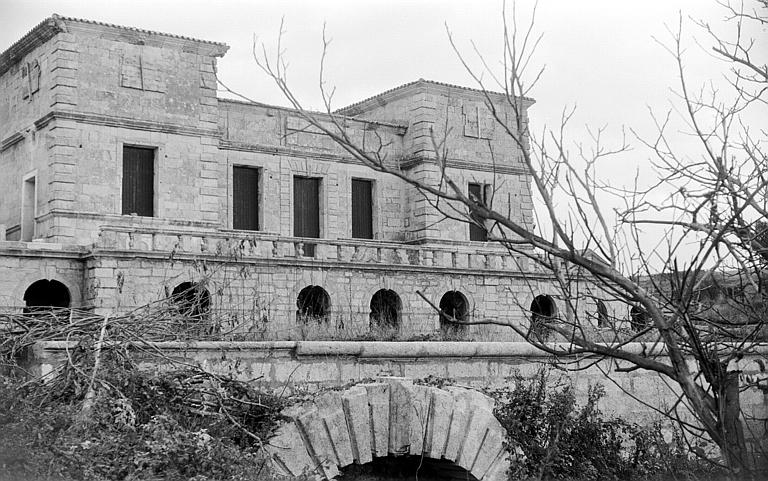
[[335, 78, 536, 116], [0, 15, 230, 77], [54, 14, 229, 52], [0, 16, 62, 77], [218, 97, 408, 130]]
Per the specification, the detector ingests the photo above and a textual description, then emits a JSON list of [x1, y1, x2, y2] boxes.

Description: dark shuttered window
[[122, 146, 154, 216], [294, 177, 320, 256], [352, 179, 373, 239], [469, 182, 488, 241], [233, 166, 260, 230]]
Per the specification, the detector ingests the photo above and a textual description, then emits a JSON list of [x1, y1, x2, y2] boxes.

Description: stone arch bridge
[[265, 377, 516, 480]]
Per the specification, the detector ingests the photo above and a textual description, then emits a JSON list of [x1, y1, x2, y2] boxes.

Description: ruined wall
[[26, 339, 768, 458], [82, 253, 549, 342], [0, 243, 84, 310]]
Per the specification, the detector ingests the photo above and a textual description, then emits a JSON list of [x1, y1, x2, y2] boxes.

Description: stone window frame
[[20, 170, 38, 241], [230, 163, 264, 232], [290, 174, 326, 240], [117, 140, 165, 218], [468, 181, 491, 242], [350, 176, 378, 240]]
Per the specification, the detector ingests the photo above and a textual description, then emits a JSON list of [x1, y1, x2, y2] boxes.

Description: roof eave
[[0, 17, 62, 77]]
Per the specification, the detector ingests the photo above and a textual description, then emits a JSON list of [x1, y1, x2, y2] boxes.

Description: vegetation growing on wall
[[0, 301, 287, 481], [489, 369, 725, 481]]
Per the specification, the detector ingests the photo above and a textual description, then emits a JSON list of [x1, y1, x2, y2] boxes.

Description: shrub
[[489, 368, 723, 481]]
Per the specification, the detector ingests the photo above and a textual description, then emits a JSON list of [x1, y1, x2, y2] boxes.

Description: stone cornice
[[34, 111, 220, 138], [0, 132, 25, 153], [401, 155, 530, 175], [220, 139, 528, 175], [219, 98, 408, 131], [32, 340, 768, 359], [0, 240, 86, 259]]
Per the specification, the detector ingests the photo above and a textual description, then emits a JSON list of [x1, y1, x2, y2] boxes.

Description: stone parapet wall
[[26, 340, 768, 455]]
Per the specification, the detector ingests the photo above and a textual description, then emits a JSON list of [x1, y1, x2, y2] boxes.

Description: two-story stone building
[[0, 15, 595, 341]]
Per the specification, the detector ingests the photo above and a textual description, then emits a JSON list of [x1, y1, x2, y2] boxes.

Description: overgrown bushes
[[490, 369, 723, 481], [0, 354, 285, 481]]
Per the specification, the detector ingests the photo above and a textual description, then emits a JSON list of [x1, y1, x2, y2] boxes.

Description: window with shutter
[[294, 177, 321, 257], [352, 179, 373, 239], [468, 182, 488, 241], [233, 166, 260, 230], [122, 146, 155, 217]]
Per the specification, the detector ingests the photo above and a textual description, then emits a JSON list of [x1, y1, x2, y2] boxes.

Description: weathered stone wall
[[0, 243, 84, 309], [1, 21, 537, 248], [26, 340, 768, 460], [0, 30, 67, 238], [82, 250, 556, 341]]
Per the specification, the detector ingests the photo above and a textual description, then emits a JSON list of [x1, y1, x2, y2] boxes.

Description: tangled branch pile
[[0, 303, 286, 481]]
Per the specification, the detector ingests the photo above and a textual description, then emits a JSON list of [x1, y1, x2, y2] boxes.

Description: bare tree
[[239, 0, 768, 477]]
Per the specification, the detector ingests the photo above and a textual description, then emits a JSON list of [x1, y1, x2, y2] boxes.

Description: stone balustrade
[[94, 225, 537, 272]]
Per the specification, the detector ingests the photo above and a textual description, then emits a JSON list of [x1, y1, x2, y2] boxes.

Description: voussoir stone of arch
[[263, 377, 518, 480]]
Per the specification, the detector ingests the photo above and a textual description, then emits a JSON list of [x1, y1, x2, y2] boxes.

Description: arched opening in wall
[[630, 305, 649, 332], [439, 290, 468, 338], [23, 279, 71, 316], [297, 285, 330, 323], [339, 455, 479, 480], [369, 289, 402, 332], [171, 282, 211, 321], [596, 300, 610, 328], [529, 294, 557, 340]]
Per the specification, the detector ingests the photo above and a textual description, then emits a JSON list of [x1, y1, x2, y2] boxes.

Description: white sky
[[1, 0, 765, 267]]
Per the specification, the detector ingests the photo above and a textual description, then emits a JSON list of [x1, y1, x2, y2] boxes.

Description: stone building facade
[[0, 15, 610, 341]]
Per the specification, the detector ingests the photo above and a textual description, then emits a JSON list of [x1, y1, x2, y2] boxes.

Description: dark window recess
[[439, 291, 468, 338], [630, 306, 649, 332], [297, 285, 330, 323], [529, 294, 557, 340], [233, 166, 260, 230], [23, 279, 71, 316], [370, 289, 401, 330], [171, 282, 211, 321], [352, 179, 373, 239], [468, 183, 488, 241], [294, 177, 320, 257], [597, 300, 609, 328], [122, 146, 154, 216]]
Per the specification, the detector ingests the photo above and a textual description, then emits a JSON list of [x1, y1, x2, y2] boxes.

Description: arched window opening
[[23, 279, 71, 315], [439, 290, 468, 337], [339, 455, 479, 480], [370, 289, 402, 331], [529, 294, 557, 340], [596, 300, 609, 328], [171, 282, 211, 321], [630, 305, 649, 332], [297, 285, 331, 323]]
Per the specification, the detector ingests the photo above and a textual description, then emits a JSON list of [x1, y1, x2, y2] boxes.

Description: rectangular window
[[468, 182, 488, 242], [21, 175, 36, 241], [294, 176, 321, 257], [122, 146, 154, 217], [351, 179, 373, 239], [233, 166, 260, 230]]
